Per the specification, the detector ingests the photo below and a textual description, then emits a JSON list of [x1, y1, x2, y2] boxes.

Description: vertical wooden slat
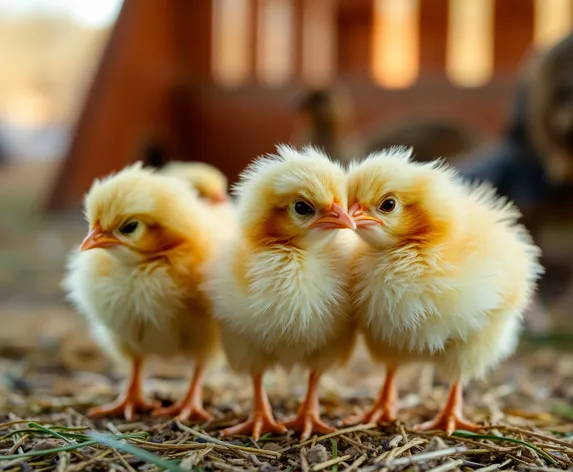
[[419, 0, 448, 79], [336, 0, 374, 77], [249, 0, 260, 81], [292, 0, 305, 80], [494, 0, 535, 75], [176, 0, 212, 81]]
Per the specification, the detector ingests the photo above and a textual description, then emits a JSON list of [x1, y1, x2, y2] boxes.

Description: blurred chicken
[[159, 160, 236, 237], [204, 145, 357, 440], [293, 88, 481, 165], [63, 163, 220, 421], [346, 148, 542, 433], [159, 161, 229, 205]]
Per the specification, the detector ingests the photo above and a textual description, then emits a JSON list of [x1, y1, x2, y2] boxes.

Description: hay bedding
[[0, 309, 572, 471]]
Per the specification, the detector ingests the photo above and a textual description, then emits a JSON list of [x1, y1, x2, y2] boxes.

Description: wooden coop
[[46, 0, 573, 211]]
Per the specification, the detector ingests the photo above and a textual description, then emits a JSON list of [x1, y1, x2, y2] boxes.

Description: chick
[[159, 161, 229, 204], [204, 145, 357, 440], [346, 148, 542, 433], [63, 163, 220, 421]]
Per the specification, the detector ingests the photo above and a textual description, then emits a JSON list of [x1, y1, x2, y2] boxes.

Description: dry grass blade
[[473, 458, 512, 471], [452, 431, 560, 465], [287, 424, 377, 451], [89, 432, 187, 472], [426, 459, 463, 472], [311, 454, 352, 471], [175, 421, 281, 458]]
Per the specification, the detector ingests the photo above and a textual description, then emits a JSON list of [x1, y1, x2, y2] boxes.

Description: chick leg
[[88, 358, 160, 421], [282, 371, 335, 440], [152, 364, 212, 422], [222, 373, 287, 440], [415, 381, 482, 434], [344, 364, 398, 425]]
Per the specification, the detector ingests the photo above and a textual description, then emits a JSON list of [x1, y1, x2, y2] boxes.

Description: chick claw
[[415, 414, 482, 435], [152, 402, 212, 422], [222, 414, 287, 441], [343, 405, 395, 426], [88, 395, 161, 422], [283, 411, 335, 441]]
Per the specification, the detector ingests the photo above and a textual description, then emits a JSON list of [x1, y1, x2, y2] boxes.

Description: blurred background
[[1, 0, 573, 415]]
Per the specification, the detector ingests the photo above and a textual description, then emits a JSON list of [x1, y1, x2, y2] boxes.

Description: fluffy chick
[[346, 148, 542, 433], [204, 145, 357, 440], [63, 162, 220, 421]]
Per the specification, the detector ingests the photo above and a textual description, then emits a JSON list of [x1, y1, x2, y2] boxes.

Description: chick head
[[234, 145, 355, 249], [80, 162, 202, 259], [160, 161, 229, 204], [347, 147, 459, 249]]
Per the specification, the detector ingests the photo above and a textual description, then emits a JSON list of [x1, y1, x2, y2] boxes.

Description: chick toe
[[88, 394, 160, 422], [414, 382, 482, 434], [153, 366, 212, 422]]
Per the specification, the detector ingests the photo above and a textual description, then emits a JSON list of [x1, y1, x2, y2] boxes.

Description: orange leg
[[88, 358, 160, 421], [153, 365, 212, 422], [283, 371, 335, 440], [344, 364, 398, 426], [415, 381, 482, 434], [222, 373, 287, 440]]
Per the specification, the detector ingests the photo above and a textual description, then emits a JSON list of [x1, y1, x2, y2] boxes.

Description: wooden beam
[[419, 0, 448, 79], [494, 0, 535, 75], [336, 0, 373, 78]]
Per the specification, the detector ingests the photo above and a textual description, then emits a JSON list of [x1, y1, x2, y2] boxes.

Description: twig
[[346, 454, 368, 472], [426, 459, 463, 472], [311, 454, 352, 472], [474, 458, 512, 471]]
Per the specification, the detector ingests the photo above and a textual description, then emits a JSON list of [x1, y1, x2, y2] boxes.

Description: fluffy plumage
[[63, 162, 221, 421], [204, 145, 357, 439], [346, 147, 542, 432]]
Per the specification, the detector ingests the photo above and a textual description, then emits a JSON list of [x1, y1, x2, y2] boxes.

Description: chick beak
[[350, 203, 383, 228], [209, 193, 229, 204], [80, 227, 122, 252], [311, 202, 356, 230]]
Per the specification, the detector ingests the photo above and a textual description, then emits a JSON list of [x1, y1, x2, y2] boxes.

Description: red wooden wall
[[46, 0, 540, 211]]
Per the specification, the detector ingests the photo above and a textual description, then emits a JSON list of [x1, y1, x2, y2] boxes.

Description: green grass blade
[[330, 439, 338, 472], [0, 440, 100, 460], [453, 430, 559, 465], [89, 432, 188, 472], [28, 422, 75, 443]]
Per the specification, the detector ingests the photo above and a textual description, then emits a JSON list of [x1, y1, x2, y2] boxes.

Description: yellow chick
[[203, 145, 357, 440], [159, 161, 229, 204], [346, 148, 542, 433], [63, 162, 220, 421]]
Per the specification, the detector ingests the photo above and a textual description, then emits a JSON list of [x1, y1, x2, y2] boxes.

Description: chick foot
[[344, 364, 397, 426], [153, 365, 212, 422], [222, 373, 287, 440], [284, 371, 334, 440], [415, 381, 482, 435], [88, 358, 159, 421], [283, 410, 334, 440], [88, 394, 160, 421]]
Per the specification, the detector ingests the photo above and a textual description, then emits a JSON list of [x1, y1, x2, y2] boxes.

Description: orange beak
[[208, 193, 229, 204], [80, 227, 122, 252], [350, 203, 383, 228], [311, 202, 356, 230]]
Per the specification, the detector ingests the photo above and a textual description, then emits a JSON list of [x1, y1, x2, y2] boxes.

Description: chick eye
[[379, 198, 396, 213], [294, 200, 315, 216], [120, 221, 138, 234]]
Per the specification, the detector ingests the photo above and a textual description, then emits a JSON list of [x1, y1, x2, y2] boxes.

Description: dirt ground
[[1, 161, 573, 471]]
